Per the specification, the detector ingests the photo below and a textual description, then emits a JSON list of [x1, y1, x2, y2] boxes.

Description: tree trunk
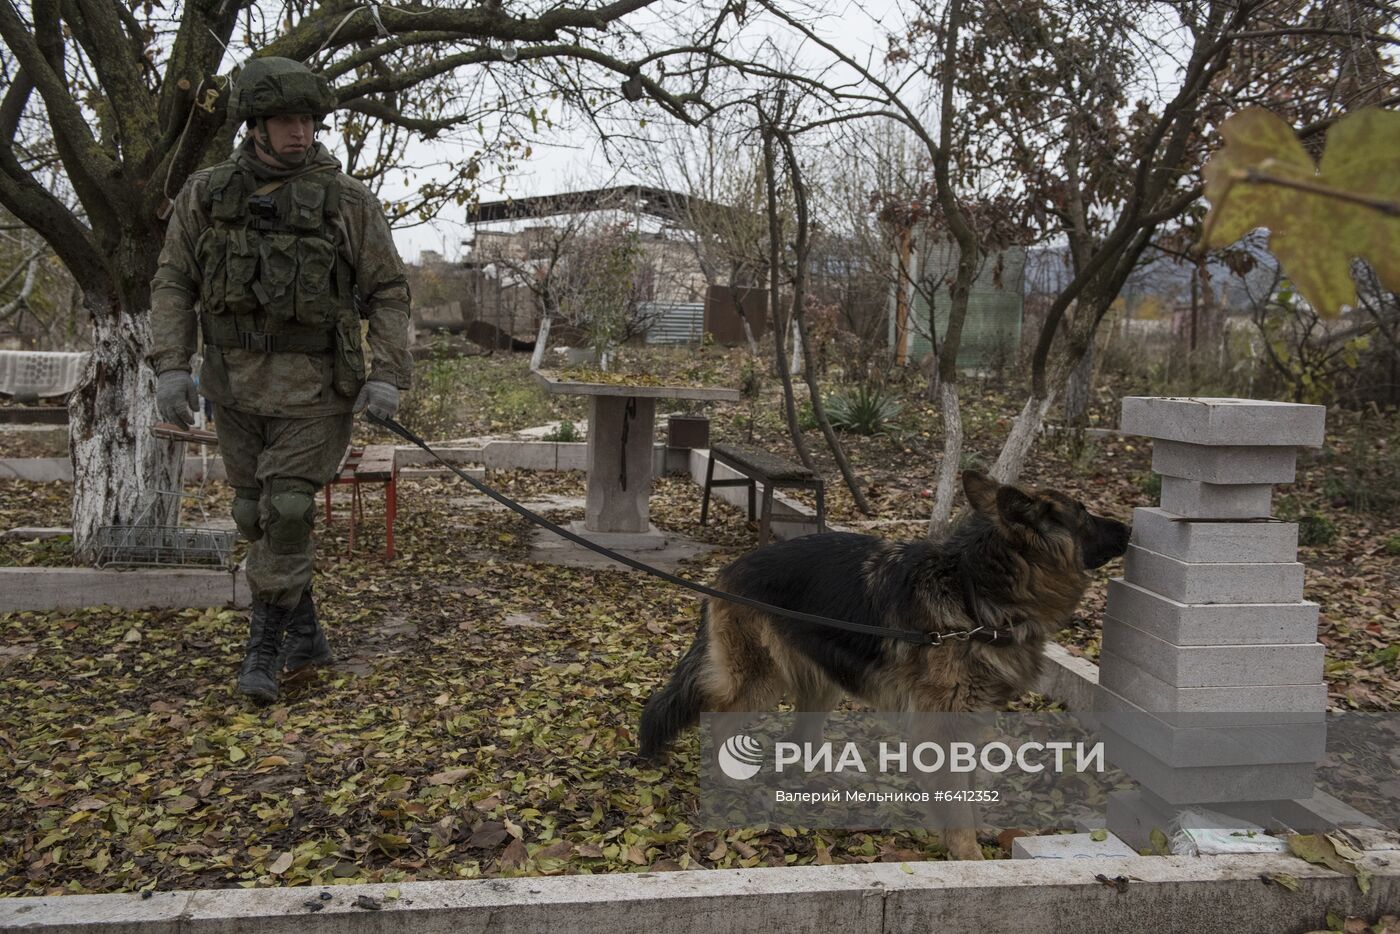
[[529, 313, 552, 370], [1063, 343, 1093, 426], [989, 391, 1057, 485], [761, 122, 817, 474], [69, 300, 185, 563], [926, 380, 964, 536], [789, 316, 802, 377], [739, 310, 759, 355]]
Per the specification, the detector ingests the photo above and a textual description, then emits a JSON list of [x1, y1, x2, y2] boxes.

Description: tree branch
[[0, 0, 120, 234], [156, 0, 241, 133], [266, 0, 664, 63], [65, 0, 159, 168]]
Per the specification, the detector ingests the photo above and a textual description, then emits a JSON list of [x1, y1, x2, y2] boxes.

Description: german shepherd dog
[[639, 471, 1130, 859]]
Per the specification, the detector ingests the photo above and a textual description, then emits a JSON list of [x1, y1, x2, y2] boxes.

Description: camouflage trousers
[[214, 405, 353, 609]]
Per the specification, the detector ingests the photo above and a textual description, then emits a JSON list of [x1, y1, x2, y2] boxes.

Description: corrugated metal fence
[[643, 301, 705, 345]]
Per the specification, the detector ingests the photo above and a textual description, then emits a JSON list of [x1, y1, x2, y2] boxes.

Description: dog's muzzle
[[1083, 517, 1131, 570]]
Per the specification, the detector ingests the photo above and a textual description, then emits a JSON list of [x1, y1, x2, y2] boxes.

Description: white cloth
[[0, 350, 88, 398]]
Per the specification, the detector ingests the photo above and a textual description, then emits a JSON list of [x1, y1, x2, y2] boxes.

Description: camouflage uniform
[[149, 58, 411, 702]]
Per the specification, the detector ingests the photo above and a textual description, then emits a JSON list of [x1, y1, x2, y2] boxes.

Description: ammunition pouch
[[331, 312, 366, 398]]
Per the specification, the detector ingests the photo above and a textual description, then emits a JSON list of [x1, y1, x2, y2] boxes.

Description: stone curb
[[0, 566, 249, 613], [1, 855, 1395, 934]]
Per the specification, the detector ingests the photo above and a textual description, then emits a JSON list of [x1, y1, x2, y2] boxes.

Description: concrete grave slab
[[1120, 396, 1326, 448], [1129, 507, 1297, 564], [1, 526, 71, 541], [1095, 686, 1327, 767], [1096, 650, 1327, 718], [1105, 577, 1319, 646], [1151, 439, 1297, 485], [1159, 477, 1273, 519], [1101, 618, 1323, 688], [1102, 726, 1317, 804], [1123, 544, 1304, 605]]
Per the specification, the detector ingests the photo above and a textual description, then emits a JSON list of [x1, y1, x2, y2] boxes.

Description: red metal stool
[[323, 444, 398, 559]]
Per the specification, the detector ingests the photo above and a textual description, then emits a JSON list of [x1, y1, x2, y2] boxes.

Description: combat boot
[[237, 600, 291, 704], [278, 585, 333, 675]]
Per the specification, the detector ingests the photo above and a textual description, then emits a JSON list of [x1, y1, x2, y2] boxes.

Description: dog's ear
[[996, 484, 1042, 526], [962, 470, 998, 513]]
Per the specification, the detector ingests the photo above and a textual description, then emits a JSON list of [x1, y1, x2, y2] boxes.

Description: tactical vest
[[196, 163, 350, 354]]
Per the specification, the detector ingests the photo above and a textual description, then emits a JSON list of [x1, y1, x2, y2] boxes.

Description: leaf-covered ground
[[3, 350, 1398, 896], [3, 471, 1049, 895]]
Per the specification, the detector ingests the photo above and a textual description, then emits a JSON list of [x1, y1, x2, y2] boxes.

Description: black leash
[[370, 413, 1010, 647]]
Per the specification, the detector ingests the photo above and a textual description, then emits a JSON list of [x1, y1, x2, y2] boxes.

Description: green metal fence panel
[[904, 241, 1026, 369]]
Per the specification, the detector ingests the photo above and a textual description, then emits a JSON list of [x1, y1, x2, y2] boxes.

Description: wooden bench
[[701, 442, 825, 545], [323, 444, 399, 560]]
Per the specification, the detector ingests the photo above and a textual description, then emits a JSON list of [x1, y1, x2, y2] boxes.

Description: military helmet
[[233, 57, 337, 122]]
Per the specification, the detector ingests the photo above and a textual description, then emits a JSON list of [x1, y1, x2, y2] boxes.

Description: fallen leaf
[[499, 838, 528, 871], [1261, 871, 1300, 892]]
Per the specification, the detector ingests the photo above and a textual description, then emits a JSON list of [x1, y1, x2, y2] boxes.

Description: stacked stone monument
[[1100, 397, 1329, 849]]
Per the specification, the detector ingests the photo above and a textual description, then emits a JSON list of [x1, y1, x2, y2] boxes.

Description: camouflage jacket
[[150, 138, 412, 417]]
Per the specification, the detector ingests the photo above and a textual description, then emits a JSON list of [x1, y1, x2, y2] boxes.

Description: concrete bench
[[701, 442, 825, 545]]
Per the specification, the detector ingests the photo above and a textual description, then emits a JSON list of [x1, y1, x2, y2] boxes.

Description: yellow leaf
[[254, 755, 289, 770], [227, 746, 246, 763], [268, 851, 293, 875], [1203, 107, 1400, 316], [427, 767, 470, 785]]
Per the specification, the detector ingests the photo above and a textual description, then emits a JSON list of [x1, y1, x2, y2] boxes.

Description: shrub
[[824, 385, 902, 435], [1140, 472, 1162, 500], [1297, 512, 1338, 547], [542, 420, 581, 442]]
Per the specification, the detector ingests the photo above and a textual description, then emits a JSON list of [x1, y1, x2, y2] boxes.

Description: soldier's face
[[257, 114, 316, 162]]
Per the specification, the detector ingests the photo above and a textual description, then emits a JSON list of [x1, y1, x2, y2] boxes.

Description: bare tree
[[635, 112, 770, 353], [0, 214, 83, 349], [475, 197, 664, 370], [769, 116, 872, 515]]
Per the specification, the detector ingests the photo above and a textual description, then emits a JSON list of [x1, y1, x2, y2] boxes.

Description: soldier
[[149, 57, 412, 704]]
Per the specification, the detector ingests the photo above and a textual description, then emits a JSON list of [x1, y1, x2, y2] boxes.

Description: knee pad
[[232, 487, 263, 541], [266, 481, 316, 555]]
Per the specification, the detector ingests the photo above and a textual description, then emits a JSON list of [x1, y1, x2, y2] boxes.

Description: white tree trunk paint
[[990, 391, 1058, 485], [528, 314, 552, 371], [69, 307, 185, 563], [927, 380, 964, 537]]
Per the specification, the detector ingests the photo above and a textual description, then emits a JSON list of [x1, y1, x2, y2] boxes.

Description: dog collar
[[922, 625, 1019, 646]]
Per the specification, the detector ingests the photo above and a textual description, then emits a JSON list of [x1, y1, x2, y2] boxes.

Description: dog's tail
[[640, 607, 712, 760]]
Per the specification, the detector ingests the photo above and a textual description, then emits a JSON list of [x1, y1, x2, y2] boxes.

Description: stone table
[[532, 370, 740, 549]]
